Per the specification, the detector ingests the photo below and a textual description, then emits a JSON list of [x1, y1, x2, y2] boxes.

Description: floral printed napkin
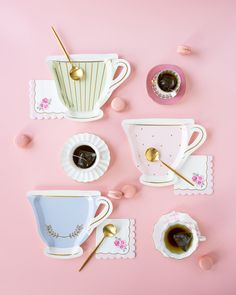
[[174, 155, 213, 195], [29, 80, 67, 119], [95, 219, 135, 259]]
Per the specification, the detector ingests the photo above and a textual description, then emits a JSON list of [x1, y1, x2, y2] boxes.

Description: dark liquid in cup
[[72, 145, 97, 169], [158, 72, 178, 92], [164, 224, 193, 253]]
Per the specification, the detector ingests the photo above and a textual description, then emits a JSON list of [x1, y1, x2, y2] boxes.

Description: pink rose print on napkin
[[192, 173, 205, 188], [114, 237, 128, 252], [37, 97, 51, 111]]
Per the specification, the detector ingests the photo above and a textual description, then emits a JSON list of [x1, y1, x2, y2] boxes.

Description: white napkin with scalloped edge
[[95, 219, 135, 259]]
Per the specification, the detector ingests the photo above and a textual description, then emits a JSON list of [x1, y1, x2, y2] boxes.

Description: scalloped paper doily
[[96, 219, 135, 259], [29, 80, 67, 119], [174, 155, 213, 195]]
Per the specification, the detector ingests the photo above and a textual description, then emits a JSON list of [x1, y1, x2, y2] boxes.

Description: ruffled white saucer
[[61, 133, 110, 182]]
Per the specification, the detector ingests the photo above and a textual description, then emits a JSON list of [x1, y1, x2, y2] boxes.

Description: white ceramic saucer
[[61, 133, 110, 182]]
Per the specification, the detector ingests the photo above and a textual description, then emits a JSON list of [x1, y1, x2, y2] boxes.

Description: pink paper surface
[[0, 0, 235, 294]]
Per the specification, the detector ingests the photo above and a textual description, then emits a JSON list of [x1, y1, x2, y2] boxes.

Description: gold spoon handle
[[79, 236, 105, 272], [160, 160, 194, 186], [51, 26, 72, 65]]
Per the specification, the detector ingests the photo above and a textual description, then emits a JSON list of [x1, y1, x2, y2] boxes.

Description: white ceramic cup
[[122, 118, 207, 186], [47, 54, 131, 121], [152, 69, 181, 98], [153, 211, 206, 259]]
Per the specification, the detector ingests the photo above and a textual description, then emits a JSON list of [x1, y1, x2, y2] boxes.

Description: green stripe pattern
[[50, 61, 108, 113]]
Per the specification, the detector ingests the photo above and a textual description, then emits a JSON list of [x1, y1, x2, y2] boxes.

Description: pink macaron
[[199, 255, 213, 270], [111, 97, 126, 112], [107, 190, 123, 200], [14, 134, 32, 148], [122, 184, 137, 198]]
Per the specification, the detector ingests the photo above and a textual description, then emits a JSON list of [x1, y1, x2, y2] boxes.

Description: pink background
[[1, 0, 236, 294]]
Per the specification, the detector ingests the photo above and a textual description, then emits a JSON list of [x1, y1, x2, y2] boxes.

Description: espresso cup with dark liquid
[[153, 211, 206, 259], [152, 69, 181, 99], [158, 72, 178, 92], [164, 224, 193, 254], [72, 145, 97, 169]]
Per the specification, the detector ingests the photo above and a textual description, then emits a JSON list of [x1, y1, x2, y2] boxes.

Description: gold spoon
[[145, 147, 194, 186], [79, 224, 117, 272], [51, 26, 84, 81]]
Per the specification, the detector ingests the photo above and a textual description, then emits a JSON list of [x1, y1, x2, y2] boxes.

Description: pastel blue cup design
[[28, 190, 113, 259]]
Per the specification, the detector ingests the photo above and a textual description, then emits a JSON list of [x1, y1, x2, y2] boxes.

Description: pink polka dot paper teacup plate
[[122, 118, 207, 187], [146, 64, 186, 105]]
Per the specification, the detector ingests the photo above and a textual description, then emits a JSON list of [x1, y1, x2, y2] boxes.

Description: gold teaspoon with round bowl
[[145, 147, 194, 186], [51, 26, 84, 81], [79, 224, 117, 272]]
